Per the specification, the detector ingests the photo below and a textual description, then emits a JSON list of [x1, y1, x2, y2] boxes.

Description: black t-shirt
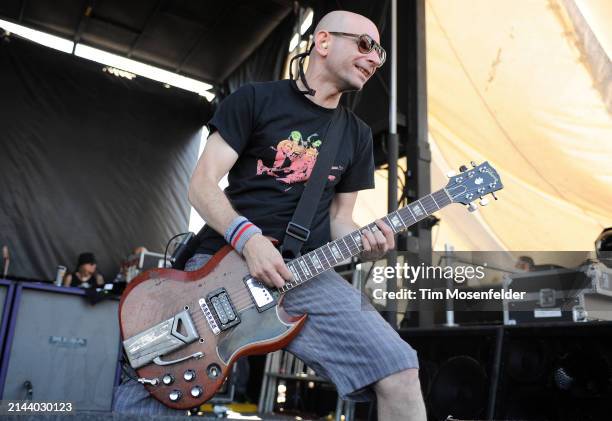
[[195, 79, 375, 255]]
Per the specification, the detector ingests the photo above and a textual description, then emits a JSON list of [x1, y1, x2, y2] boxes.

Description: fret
[[431, 189, 443, 207], [329, 242, 343, 262], [345, 234, 360, 255], [316, 248, 331, 270], [297, 257, 312, 279], [405, 205, 417, 223], [287, 262, 301, 284], [409, 201, 427, 220], [350, 231, 363, 250], [306, 252, 323, 275], [441, 188, 453, 205], [363, 223, 376, 233], [388, 211, 406, 232], [430, 193, 440, 210], [287, 260, 306, 283], [325, 243, 338, 265], [280, 282, 292, 293], [346, 233, 361, 254], [304, 255, 318, 277], [382, 215, 396, 234], [340, 237, 351, 255], [420, 196, 436, 214]]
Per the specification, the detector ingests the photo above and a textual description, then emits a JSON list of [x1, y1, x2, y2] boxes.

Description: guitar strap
[[280, 106, 345, 259]]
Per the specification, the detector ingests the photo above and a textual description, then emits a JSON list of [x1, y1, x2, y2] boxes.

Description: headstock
[[444, 161, 503, 211]]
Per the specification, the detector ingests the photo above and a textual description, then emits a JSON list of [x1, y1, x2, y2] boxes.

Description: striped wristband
[[224, 216, 262, 255]]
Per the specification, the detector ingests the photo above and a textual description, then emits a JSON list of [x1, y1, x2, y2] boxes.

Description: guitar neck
[[278, 188, 452, 293]]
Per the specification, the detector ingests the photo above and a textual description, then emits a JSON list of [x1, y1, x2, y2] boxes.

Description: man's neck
[[296, 69, 343, 109]]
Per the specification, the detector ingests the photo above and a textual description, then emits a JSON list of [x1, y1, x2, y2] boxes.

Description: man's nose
[[366, 51, 382, 68]]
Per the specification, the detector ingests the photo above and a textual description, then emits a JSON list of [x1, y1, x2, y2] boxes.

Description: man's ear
[[313, 31, 330, 57]]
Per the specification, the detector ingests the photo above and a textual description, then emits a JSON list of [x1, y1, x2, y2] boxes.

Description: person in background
[[63, 252, 104, 288], [515, 255, 535, 272]]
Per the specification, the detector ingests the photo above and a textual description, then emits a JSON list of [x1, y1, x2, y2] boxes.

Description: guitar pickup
[[243, 275, 276, 312], [206, 288, 240, 331]]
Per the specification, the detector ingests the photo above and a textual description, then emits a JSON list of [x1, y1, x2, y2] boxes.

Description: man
[[515, 255, 535, 272], [62, 252, 104, 288], [114, 11, 426, 420]]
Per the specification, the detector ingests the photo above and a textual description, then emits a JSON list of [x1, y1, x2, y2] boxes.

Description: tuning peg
[[471, 161, 477, 167], [467, 203, 478, 212], [479, 198, 489, 206], [446, 171, 456, 178], [459, 165, 468, 172], [491, 192, 498, 200]]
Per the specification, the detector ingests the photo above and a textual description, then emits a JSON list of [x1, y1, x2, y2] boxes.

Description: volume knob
[[190, 385, 203, 398], [162, 374, 174, 385], [183, 369, 196, 382], [168, 390, 182, 402]]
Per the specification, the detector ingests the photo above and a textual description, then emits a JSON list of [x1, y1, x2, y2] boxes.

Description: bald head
[[313, 11, 380, 42], [302, 11, 383, 95]]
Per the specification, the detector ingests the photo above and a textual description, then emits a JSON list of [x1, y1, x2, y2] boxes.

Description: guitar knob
[[183, 369, 196, 382], [207, 364, 221, 379], [190, 385, 203, 398], [162, 374, 174, 385], [168, 390, 182, 402]]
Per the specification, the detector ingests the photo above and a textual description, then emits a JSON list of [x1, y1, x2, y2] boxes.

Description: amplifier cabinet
[[0, 283, 120, 411]]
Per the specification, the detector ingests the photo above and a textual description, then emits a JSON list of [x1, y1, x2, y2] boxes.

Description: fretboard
[[278, 188, 452, 293]]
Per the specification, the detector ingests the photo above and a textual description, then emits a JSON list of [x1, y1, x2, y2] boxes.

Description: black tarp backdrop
[[226, 12, 296, 93], [0, 36, 212, 281]]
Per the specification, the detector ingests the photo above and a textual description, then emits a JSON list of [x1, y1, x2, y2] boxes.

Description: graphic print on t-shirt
[[256, 130, 342, 185]]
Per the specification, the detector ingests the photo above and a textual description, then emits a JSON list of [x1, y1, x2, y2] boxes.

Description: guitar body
[[119, 246, 306, 409]]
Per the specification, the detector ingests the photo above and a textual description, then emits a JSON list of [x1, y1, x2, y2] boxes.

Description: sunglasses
[[328, 32, 386, 67]]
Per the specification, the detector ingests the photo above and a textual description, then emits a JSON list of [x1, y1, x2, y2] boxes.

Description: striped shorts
[[112, 253, 418, 415]]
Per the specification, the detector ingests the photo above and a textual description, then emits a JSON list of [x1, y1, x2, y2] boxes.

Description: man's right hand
[[242, 234, 292, 288]]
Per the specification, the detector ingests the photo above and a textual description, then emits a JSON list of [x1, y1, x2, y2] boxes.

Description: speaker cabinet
[[495, 322, 612, 421], [0, 283, 120, 411], [400, 326, 502, 421], [0, 280, 15, 360]]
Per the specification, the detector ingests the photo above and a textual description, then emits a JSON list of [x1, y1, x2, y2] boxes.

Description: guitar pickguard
[[216, 305, 292, 364]]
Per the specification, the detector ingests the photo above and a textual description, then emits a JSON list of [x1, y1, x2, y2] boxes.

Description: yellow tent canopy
[[356, 0, 612, 254]]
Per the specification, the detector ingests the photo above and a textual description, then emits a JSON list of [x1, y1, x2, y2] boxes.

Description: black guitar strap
[[281, 106, 346, 259]]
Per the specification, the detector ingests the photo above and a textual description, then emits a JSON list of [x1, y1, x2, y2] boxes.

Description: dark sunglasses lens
[[357, 35, 373, 54], [358, 35, 385, 66]]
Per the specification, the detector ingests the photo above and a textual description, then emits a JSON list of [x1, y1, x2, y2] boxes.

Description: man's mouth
[[355, 65, 370, 79]]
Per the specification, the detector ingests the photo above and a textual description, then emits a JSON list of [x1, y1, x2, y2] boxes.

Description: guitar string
[[178, 191, 452, 327], [184, 217, 423, 326], [183, 235, 370, 327], [187, 217, 445, 325]]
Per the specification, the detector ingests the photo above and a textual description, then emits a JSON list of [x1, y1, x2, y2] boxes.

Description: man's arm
[[62, 273, 72, 287], [330, 192, 395, 261], [188, 132, 291, 288]]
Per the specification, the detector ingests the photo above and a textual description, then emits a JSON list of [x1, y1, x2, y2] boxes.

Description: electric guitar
[[119, 161, 503, 409]]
